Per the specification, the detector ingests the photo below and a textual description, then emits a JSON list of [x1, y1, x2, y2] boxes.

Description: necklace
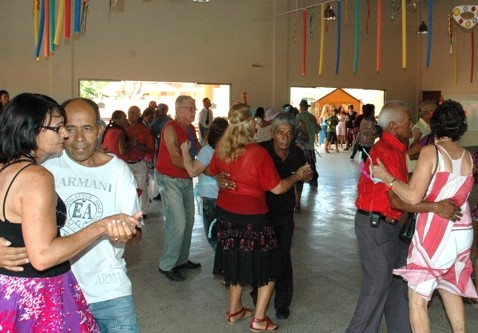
[[435, 137, 452, 144]]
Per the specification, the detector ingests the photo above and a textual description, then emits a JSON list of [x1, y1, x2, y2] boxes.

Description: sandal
[[249, 316, 278, 332], [226, 307, 253, 325]]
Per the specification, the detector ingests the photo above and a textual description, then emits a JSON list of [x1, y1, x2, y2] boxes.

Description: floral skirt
[[0, 270, 98, 333], [213, 207, 281, 287]]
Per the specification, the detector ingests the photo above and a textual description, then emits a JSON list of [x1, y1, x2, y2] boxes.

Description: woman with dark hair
[[357, 103, 376, 162], [180, 117, 229, 249], [101, 110, 130, 161], [373, 100, 477, 332], [208, 103, 311, 332], [0, 93, 139, 331]]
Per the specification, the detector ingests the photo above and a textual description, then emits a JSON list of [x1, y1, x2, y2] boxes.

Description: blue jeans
[[156, 173, 195, 271], [88, 295, 138, 333], [202, 197, 217, 250]]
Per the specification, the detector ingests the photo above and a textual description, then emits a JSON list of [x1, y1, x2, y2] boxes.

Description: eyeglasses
[[180, 106, 197, 112], [41, 124, 65, 133]]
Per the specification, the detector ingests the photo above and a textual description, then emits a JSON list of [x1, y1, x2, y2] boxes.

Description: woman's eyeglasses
[[41, 124, 65, 133]]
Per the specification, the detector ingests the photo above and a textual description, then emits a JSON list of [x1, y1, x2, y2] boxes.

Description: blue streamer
[[74, 0, 81, 33], [426, 1, 432, 67], [335, 0, 341, 74], [34, 0, 46, 58]]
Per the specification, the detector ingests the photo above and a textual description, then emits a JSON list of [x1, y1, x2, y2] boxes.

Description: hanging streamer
[[425, 0, 432, 67], [54, 0, 65, 45], [65, 0, 71, 38], [293, 0, 298, 43], [335, 0, 341, 74], [401, 0, 406, 69], [353, 0, 359, 73], [391, 0, 395, 21], [309, 9, 314, 38], [74, 0, 81, 33], [448, 13, 454, 54], [50, 0, 55, 52], [366, 0, 370, 34], [80, 0, 89, 35], [44, 0, 50, 57], [376, 0, 382, 72], [33, 0, 40, 47], [471, 31, 474, 83], [319, 4, 325, 75], [455, 33, 458, 84], [302, 9, 307, 76]]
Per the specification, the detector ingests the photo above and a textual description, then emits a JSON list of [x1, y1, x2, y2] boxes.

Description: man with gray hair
[[251, 113, 312, 320], [156, 95, 201, 282], [406, 100, 438, 173], [346, 101, 460, 333]]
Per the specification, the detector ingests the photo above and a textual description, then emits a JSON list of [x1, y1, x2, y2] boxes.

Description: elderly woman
[[0, 93, 140, 331], [209, 103, 311, 332], [372, 100, 478, 333]]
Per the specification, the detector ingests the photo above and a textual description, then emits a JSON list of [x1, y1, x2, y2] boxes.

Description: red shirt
[[124, 122, 154, 162], [355, 131, 408, 220], [156, 120, 199, 179], [209, 143, 281, 214], [102, 127, 129, 162]]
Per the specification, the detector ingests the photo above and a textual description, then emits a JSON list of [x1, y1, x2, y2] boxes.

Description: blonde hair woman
[[209, 103, 311, 332]]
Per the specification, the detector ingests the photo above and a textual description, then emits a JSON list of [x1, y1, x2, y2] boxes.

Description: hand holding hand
[[0, 237, 29, 272], [296, 163, 313, 182], [103, 212, 142, 243]]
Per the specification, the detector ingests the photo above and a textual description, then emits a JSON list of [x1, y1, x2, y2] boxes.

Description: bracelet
[[389, 178, 397, 188]]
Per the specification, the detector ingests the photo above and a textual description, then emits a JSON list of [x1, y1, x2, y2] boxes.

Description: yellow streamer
[[55, 0, 66, 45], [319, 4, 325, 75], [401, 0, 406, 69]]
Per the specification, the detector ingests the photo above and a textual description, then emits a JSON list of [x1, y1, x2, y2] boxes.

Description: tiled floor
[[125, 147, 478, 333]]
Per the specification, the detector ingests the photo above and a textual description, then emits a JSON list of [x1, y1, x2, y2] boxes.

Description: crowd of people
[[0, 90, 477, 332]]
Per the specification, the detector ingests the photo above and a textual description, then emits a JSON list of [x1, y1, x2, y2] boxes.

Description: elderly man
[[47, 98, 141, 332], [156, 95, 201, 282], [256, 113, 311, 320], [346, 101, 460, 333], [126, 105, 154, 218], [406, 100, 437, 173]]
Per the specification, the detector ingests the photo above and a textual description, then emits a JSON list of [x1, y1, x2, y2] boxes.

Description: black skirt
[[213, 207, 281, 287]]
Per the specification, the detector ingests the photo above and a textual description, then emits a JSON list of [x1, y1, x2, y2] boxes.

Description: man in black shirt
[[252, 113, 311, 320]]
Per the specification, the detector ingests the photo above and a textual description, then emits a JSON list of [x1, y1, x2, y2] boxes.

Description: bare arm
[[388, 191, 462, 221], [17, 167, 140, 271], [180, 141, 208, 177], [118, 132, 130, 155]]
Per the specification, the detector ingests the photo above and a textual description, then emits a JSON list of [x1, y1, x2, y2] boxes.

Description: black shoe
[[142, 214, 147, 220], [153, 194, 161, 201], [158, 267, 185, 282], [276, 307, 290, 320], [175, 260, 201, 269]]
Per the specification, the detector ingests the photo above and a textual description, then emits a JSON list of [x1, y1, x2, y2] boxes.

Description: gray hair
[[271, 113, 296, 133], [419, 100, 438, 117], [378, 101, 411, 129], [175, 95, 195, 111]]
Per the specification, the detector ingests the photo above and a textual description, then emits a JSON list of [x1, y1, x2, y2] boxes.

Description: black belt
[[357, 209, 398, 225], [127, 160, 141, 164]]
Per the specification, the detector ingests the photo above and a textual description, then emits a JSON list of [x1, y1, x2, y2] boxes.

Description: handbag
[[399, 213, 417, 243], [399, 144, 439, 242]]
